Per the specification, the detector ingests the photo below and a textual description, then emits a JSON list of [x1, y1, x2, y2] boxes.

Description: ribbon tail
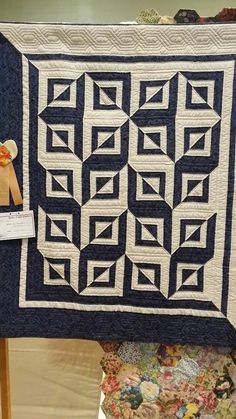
[[0, 165, 10, 206], [8, 163, 23, 206]]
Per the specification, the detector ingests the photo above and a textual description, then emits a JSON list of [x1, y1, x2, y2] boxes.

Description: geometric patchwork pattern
[[180, 173, 210, 204], [80, 208, 127, 250], [44, 258, 71, 286], [24, 55, 234, 321], [79, 256, 125, 296], [136, 171, 166, 201], [47, 78, 76, 107], [46, 124, 75, 153], [137, 126, 168, 155], [139, 79, 170, 110], [131, 261, 161, 291], [176, 263, 204, 293], [135, 217, 165, 248]]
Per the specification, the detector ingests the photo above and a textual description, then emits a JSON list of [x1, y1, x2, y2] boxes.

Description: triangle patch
[[191, 135, 205, 150], [93, 266, 110, 282], [50, 220, 66, 238], [145, 224, 158, 240], [102, 87, 116, 102], [186, 226, 201, 242], [188, 180, 203, 197], [187, 179, 201, 195], [190, 83, 211, 108], [142, 179, 158, 195], [147, 89, 163, 104], [139, 268, 156, 285], [98, 134, 115, 149], [142, 177, 161, 196], [99, 90, 113, 106], [95, 221, 112, 239], [143, 132, 163, 151], [53, 84, 70, 101], [97, 131, 112, 148], [141, 224, 158, 241], [191, 88, 206, 104], [188, 133, 204, 150], [53, 219, 67, 236], [49, 263, 65, 280], [96, 177, 112, 193], [97, 224, 113, 239], [52, 174, 68, 192], [52, 131, 68, 148], [147, 132, 161, 147], [55, 86, 71, 102], [145, 85, 163, 103], [194, 86, 208, 102], [99, 87, 116, 106], [99, 178, 114, 194], [182, 269, 198, 286]]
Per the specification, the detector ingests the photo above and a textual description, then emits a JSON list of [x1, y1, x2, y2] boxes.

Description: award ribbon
[[0, 141, 23, 206]]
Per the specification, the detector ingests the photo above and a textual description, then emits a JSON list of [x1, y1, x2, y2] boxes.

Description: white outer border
[[0, 23, 236, 56]]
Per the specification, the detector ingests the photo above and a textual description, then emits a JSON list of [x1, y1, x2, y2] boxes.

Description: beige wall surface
[[9, 339, 103, 419], [0, 0, 235, 23]]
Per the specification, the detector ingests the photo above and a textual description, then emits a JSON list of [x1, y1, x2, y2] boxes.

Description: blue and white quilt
[[0, 23, 235, 345]]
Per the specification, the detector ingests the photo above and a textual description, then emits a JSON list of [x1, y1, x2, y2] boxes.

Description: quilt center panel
[[20, 56, 234, 323]]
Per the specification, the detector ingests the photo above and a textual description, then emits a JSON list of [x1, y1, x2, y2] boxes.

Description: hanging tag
[[0, 211, 35, 241]]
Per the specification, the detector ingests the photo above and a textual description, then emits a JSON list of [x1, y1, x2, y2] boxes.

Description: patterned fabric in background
[[136, 8, 236, 25], [100, 342, 236, 418]]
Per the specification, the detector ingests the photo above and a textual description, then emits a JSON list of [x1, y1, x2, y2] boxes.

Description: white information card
[[0, 210, 35, 241]]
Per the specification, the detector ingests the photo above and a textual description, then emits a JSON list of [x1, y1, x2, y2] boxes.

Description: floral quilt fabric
[[100, 342, 236, 418]]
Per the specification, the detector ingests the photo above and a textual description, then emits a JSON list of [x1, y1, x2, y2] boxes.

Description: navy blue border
[[0, 310, 235, 346], [0, 39, 235, 343], [26, 54, 236, 62]]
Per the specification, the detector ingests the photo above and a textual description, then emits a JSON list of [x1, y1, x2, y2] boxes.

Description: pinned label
[[0, 211, 35, 241]]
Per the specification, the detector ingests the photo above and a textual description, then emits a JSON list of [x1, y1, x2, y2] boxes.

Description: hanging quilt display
[[0, 22, 235, 345]]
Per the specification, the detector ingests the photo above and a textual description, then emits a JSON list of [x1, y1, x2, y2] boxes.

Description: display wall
[[0, 0, 235, 23]]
